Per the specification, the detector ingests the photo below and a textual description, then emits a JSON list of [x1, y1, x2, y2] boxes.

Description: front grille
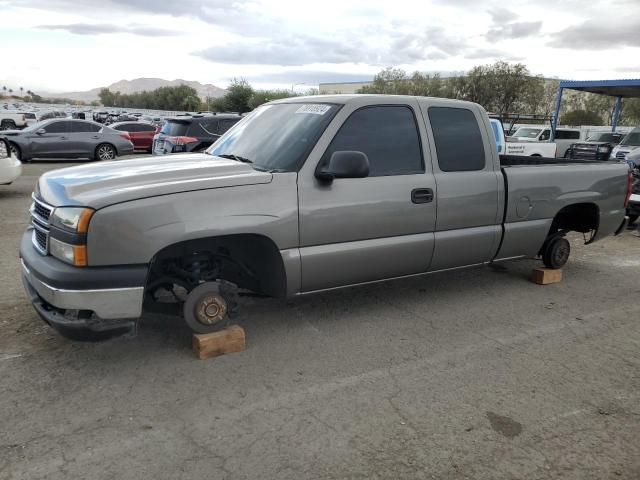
[[29, 195, 53, 255], [616, 151, 627, 159], [32, 201, 52, 223]]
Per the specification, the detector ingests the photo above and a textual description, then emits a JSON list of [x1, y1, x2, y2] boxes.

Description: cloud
[[488, 7, 518, 23], [548, 17, 640, 49], [486, 21, 542, 41], [195, 36, 366, 66], [39, 23, 179, 36], [246, 70, 375, 85]]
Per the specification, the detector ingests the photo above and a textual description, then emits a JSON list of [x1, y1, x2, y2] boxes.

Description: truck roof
[[268, 94, 480, 109]]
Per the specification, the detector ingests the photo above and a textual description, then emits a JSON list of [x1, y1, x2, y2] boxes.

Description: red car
[[110, 122, 159, 153]]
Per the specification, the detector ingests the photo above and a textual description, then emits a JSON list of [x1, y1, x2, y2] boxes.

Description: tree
[[20, 87, 24, 97], [248, 89, 296, 110], [562, 109, 603, 126], [182, 94, 201, 111], [224, 78, 254, 113]]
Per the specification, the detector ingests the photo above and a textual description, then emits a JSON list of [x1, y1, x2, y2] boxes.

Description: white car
[[0, 138, 22, 185], [610, 128, 640, 161]]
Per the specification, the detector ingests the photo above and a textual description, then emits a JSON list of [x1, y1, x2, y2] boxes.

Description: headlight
[[49, 207, 94, 266], [51, 207, 94, 233], [0, 139, 8, 159], [597, 145, 610, 153]]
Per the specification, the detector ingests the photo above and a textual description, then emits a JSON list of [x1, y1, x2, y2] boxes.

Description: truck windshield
[[207, 103, 339, 172], [513, 127, 541, 139], [620, 132, 640, 146]]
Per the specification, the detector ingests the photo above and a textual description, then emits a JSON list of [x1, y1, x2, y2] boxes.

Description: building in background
[[319, 81, 373, 94]]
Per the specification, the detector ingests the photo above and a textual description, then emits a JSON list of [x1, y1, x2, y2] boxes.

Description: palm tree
[[2, 86, 6, 94], [20, 87, 24, 97], [8, 89, 13, 96]]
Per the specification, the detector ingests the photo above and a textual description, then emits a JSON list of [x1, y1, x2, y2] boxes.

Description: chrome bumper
[[21, 259, 144, 319]]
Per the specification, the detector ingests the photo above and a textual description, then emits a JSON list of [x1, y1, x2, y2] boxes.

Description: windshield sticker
[[296, 104, 331, 115]]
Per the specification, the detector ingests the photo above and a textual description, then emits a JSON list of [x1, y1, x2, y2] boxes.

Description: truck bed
[[499, 154, 614, 166]]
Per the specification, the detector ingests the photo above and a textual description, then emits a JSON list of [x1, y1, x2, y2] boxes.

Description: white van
[[491, 119, 557, 157], [510, 126, 583, 158]]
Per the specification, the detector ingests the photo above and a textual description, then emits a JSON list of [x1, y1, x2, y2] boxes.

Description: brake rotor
[[183, 282, 230, 333]]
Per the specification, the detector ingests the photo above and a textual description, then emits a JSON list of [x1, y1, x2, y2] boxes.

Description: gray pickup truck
[[20, 95, 630, 340]]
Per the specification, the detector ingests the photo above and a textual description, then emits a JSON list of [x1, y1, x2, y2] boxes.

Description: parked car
[[566, 131, 625, 161], [611, 128, 640, 160], [93, 111, 110, 124], [153, 114, 242, 155], [110, 121, 158, 152], [510, 126, 583, 158], [0, 137, 21, 184], [18, 95, 630, 340], [2, 119, 134, 162]]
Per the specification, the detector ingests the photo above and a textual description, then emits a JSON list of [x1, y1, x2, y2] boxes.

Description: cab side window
[[428, 107, 486, 172], [323, 105, 424, 177]]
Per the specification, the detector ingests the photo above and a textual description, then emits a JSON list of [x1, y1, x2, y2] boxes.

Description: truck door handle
[[411, 188, 434, 204]]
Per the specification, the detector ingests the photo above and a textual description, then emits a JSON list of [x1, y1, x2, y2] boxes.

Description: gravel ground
[[1, 160, 639, 480]]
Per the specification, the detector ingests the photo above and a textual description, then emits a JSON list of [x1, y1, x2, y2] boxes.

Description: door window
[[138, 124, 156, 132], [69, 121, 101, 133], [428, 107, 486, 171], [323, 105, 423, 177], [44, 121, 70, 134]]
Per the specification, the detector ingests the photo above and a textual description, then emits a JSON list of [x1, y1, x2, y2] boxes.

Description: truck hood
[[37, 153, 273, 209]]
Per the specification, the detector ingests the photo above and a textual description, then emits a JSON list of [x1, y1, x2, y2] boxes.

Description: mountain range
[[42, 78, 227, 103]]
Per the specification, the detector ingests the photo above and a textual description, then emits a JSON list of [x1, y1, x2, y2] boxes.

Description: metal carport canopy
[[551, 78, 640, 140]]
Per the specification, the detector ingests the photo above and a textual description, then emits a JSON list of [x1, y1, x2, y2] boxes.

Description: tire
[[95, 143, 116, 161], [543, 237, 570, 269], [183, 282, 231, 334], [628, 214, 639, 225], [0, 120, 16, 131], [8, 143, 21, 161]]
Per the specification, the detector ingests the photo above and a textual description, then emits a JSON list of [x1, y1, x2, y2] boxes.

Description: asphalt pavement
[[1, 160, 639, 480]]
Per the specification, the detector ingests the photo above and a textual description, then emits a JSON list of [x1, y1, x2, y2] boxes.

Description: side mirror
[[316, 151, 369, 182], [36, 128, 46, 135]]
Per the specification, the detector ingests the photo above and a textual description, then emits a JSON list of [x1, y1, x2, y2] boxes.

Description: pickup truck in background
[[0, 111, 31, 130], [19, 95, 630, 340]]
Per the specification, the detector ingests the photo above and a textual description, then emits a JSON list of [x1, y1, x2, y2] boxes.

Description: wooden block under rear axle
[[530, 268, 563, 285], [192, 325, 246, 360]]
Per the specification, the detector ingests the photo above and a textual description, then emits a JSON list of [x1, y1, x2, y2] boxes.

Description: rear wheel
[[0, 120, 16, 130], [543, 237, 570, 269], [95, 143, 116, 161]]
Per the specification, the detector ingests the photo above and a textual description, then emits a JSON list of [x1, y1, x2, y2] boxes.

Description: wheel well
[[531, 154, 541, 157], [146, 234, 287, 298], [549, 203, 599, 236]]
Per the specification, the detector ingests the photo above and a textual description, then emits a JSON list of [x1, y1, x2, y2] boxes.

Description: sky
[[0, 0, 639, 93]]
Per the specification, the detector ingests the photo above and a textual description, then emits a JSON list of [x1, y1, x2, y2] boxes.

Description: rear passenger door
[[68, 121, 101, 157], [421, 104, 503, 271], [298, 100, 437, 292]]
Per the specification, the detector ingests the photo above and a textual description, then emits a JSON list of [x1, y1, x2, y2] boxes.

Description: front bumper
[[19, 229, 147, 340]]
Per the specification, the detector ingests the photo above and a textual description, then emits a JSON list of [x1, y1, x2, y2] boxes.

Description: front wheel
[[8, 143, 21, 161], [543, 237, 570, 269], [95, 143, 116, 161], [183, 282, 235, 334]]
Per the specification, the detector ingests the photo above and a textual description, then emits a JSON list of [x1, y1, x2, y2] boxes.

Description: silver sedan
[[2, 119, 134, 162]]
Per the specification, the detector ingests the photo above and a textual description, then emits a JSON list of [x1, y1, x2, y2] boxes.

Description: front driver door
[[297, 100, 437, 292], [31, 121, 71, 158]]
